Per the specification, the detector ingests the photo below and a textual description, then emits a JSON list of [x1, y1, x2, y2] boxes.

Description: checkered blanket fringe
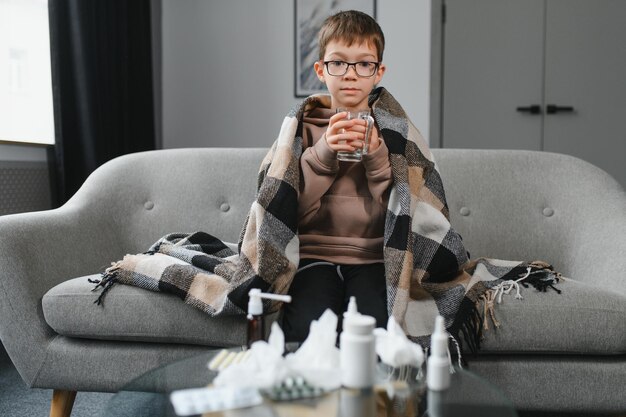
[[91, 87, 562, 353]]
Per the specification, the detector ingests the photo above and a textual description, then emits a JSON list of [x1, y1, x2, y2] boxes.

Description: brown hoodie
[[298, 107, 393, 264]]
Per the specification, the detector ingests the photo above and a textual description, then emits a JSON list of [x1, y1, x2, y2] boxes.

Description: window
[[0, 0, 54, 145]]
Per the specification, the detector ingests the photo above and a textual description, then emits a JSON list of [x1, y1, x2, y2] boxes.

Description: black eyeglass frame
[[323, 60, 381, 78]]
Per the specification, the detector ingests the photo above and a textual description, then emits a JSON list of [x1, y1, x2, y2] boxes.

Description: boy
[[281, 10, 392, 342], [277, 5, 560, 347]]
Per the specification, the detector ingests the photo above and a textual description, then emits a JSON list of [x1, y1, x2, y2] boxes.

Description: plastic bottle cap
[[434, 315, 445, 334], [343, 314, 376, 335], [248, 289, 263, 315], [247, 289, 292, 316], [430, 315, 449, 357], [344, 296, 359, 318]]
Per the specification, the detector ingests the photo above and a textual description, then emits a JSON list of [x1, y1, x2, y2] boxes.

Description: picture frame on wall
[[294, 0, 377, 98]]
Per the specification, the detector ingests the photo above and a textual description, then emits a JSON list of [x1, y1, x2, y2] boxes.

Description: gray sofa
[[0, 148, 624, 416]]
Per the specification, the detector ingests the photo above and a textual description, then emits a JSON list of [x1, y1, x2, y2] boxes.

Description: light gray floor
[[0, 342, 113, 417]]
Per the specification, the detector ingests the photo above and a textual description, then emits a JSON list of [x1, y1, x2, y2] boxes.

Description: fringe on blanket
[[450, 262, 562, 355], [88, 261, 123, 306]]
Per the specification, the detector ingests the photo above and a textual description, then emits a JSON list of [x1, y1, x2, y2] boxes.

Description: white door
[[442, 0, 626, 186], [442, 0, 544, 150], [543, 0, 626, 186]]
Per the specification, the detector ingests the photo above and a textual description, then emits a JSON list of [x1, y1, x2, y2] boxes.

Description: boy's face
[[314, 40, 386, 111]]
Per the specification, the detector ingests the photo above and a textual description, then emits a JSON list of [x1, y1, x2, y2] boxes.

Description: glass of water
[[335, 108, 374, 162]]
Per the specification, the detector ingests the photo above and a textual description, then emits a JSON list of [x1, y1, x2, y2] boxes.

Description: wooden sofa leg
[[50, 390, 77, 417]]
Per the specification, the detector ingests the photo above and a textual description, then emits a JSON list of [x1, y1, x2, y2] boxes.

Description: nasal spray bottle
[[427, 315, 451, 391], [340, 297, 377, 389], [247, 289, 292, 348]]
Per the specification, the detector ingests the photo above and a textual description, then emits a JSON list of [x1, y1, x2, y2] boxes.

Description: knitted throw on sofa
[[92, 87, 561, 351]]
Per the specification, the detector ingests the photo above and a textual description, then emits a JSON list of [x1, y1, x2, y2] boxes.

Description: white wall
[[162, 0, 431, 149]]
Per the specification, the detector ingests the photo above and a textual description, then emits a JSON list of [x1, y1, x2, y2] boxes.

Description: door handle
[[516, 105, 542, 115], [546, 104, 575, 114]]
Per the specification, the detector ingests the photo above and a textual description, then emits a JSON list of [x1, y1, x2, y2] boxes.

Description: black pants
[[281, 259, 388, 343]]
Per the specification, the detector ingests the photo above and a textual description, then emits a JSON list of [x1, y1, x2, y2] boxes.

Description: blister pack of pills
[[170, 386, 263, 416], [207, 349, 251, 371], [260, 376, 327, 402]]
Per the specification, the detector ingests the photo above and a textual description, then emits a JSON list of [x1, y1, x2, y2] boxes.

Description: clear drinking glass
[[336, 108, 374, 162]]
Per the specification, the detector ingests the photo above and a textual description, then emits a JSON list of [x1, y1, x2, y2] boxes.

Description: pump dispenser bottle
[[247, 289, 291, 348], [427, 315, 451, 391], [340, 297, 377, 389]]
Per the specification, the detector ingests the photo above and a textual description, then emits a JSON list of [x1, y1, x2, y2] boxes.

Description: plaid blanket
[[93, 87, 561, 350]]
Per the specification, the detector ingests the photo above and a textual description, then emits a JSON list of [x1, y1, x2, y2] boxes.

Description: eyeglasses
[[323, 60, 380, 77]]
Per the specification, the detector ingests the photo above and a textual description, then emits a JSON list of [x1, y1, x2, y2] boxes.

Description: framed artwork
[[294, 0, 377, 97]]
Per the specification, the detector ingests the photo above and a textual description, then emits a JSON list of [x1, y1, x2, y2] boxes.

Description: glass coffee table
[[103, 349, 518, 417]]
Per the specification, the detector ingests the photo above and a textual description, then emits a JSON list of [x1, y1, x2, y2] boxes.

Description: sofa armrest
[[0, 148, 264, 387], [0, 200, 143, 386]]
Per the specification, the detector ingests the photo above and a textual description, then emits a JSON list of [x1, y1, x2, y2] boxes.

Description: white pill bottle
[[340, 297, 377, 389]]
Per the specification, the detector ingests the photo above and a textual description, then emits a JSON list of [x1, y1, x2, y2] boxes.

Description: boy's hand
[[325, 111, 367, 152], [368, 124, 381, 152]]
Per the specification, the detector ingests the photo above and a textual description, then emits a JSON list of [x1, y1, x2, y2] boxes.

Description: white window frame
[[0, 0, 55, 146]]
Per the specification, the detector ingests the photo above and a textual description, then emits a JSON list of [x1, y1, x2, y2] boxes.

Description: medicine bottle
[[340, 298, 377, 389], [247, 289, 291, 348], [426, 315, 451, 391]]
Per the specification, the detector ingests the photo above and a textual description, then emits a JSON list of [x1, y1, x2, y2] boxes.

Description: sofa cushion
[[476, 278, 626, 354], [43, 276, 625, 355], [42, 275, 247, 347]]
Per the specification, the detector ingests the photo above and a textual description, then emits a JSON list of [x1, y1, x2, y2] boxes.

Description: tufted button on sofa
[[0, 148, 624, 416]]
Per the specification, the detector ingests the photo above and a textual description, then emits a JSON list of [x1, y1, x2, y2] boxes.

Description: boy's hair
[[318, 10, 385, 61]]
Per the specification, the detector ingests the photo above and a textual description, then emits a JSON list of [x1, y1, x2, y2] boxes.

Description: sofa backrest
[[434, 148, 624, 290], [68, 148, 267, 257], [72, 147, 624, 290]]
